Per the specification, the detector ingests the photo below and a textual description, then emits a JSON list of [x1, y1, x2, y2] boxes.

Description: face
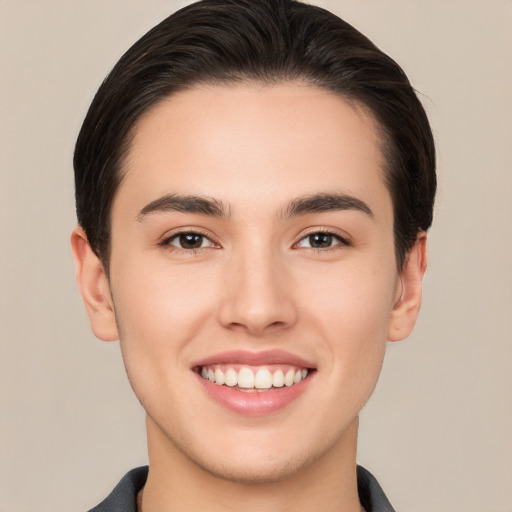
[[74, 83, 425, 484]]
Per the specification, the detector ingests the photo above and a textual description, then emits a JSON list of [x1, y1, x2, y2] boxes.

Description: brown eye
[[308, 233, 334, 248], [296, 232, 349, 250], [166, 232, 214, 250]]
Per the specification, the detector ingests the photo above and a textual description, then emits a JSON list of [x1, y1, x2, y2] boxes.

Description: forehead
[[115, 83, 391, 220]]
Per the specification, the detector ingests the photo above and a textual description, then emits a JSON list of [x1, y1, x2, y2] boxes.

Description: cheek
[[304, 260, 396, 337], [111, 257, 219, 371], [301, 260, 395, 391], [115, 250, 213, 312], [112, 262, 220, 419]]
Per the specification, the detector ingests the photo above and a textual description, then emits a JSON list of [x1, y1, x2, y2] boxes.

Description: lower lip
[[195, 372, 314, 416]]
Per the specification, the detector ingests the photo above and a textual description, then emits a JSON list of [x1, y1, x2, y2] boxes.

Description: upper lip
[[192, 349, 316, 369]]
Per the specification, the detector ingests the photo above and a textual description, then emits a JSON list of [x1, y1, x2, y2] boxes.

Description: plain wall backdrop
[[1, 1, 511, 511]]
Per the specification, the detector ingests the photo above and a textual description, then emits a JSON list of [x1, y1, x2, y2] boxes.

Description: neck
[[140, 416, 363, 512]]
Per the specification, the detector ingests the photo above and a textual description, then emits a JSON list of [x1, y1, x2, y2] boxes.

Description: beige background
[[1, 1, 511, 511]]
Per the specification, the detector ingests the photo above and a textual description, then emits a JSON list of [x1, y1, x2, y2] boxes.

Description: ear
[[387, 232, 428, 342], [70, 226, 119, 341]]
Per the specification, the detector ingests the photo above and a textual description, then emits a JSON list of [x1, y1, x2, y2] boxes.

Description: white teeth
[[254, 368, 273, 389], [285, 369, 295, 387], [214, 368, 225, 385], [238, 367, 255, 388], [200, 365, 311, 390], [225, 368, 238, 387], [272, 370, 285, 388]]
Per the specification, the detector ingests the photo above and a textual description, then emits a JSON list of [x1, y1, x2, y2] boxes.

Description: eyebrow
[[281, 192, 374, 218], [137, 194, 230, 220], [137, 191, 373, 221]]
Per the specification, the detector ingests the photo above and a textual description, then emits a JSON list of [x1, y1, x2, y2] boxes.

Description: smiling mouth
[[196, 364, 311, 392]]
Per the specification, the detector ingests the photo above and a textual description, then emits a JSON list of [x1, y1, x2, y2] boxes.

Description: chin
[[177, 422, 347, 486], [190, 449, 312, 485]]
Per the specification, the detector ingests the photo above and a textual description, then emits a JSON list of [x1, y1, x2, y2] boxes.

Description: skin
[[72, 83, 427, 512]]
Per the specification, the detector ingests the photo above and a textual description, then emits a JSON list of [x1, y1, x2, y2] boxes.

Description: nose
[[217, 245, 298, 336]]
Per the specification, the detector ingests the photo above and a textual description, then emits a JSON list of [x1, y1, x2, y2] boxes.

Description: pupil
[[310, 233, 332, 248], [180, 234, 202, 249]]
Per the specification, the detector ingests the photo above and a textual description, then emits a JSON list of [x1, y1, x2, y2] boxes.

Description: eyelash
[[160, 229, 350, 254], [294, 229, 351, 252], [160, 229, 218, 254]]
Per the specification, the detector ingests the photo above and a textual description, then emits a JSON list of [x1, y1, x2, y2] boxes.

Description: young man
[[71, 0, 436, 510]]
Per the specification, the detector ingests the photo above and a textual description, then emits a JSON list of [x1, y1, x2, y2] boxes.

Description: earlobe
[[387, 233, 427, 342], [70, 227, 119, 342]]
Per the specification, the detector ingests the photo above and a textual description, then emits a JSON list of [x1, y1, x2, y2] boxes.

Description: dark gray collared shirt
[[88, 465, 395, 512]]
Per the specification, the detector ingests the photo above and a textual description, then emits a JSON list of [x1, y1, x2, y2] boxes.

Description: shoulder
[[87, 466, 148, 512], [357, 465, 396, 512]]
